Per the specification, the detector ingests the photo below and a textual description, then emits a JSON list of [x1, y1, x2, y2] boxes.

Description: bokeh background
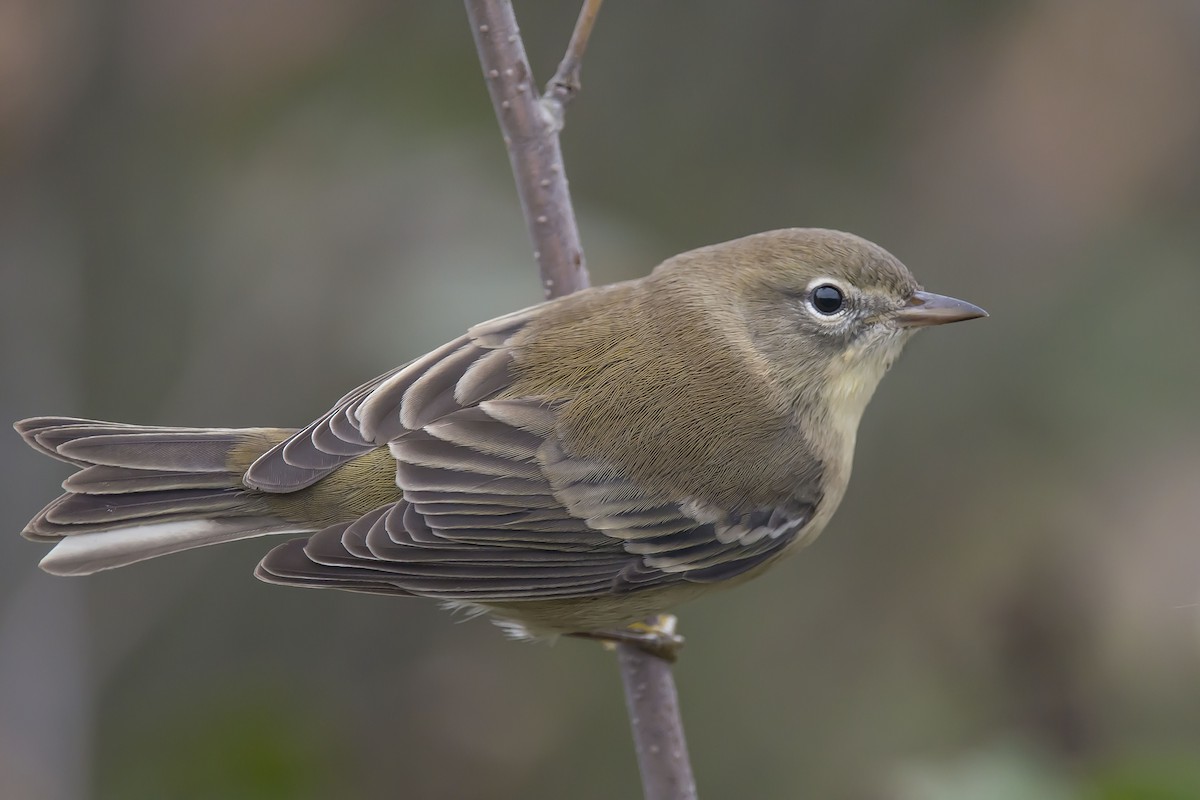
[[2, 1, 1198, 798]]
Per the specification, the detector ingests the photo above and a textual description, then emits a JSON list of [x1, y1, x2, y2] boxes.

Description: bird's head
[[656, 228, 987, 430]]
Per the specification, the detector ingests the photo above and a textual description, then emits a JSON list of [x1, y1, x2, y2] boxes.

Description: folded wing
[[257, 397, 813, 602]]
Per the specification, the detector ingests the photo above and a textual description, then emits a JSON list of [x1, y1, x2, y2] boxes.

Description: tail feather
[[41, 518, 303, 576], [63, 465, 242, 494], [16, 418, 143, 466], [39, 488, 254, 526], [54, 432, 252, 472], [24, 499, 255, 540], [15, 417, 310, 575]]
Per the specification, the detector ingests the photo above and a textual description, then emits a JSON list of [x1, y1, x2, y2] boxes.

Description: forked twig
[[465, 0, 590, 298], [544, 0, 604, 110]]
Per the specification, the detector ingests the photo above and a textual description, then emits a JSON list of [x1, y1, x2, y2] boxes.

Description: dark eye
[[810, 284, 845, 315]]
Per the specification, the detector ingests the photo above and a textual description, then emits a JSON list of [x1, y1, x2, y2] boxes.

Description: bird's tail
[[15, 417, 312, 576]]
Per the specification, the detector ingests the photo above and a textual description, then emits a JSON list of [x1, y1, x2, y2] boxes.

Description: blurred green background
[[2, 2, 1198, 798]]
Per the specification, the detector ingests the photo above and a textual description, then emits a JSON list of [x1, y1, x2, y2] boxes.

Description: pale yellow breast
[[794, 334, 909, 547], [824, 345, 893, 455]]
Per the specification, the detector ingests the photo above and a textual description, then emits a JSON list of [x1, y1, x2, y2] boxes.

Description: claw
[[568, 614, 685, 662]]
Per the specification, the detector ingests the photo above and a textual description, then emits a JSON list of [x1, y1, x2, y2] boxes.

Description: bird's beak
[[895, 291, 988, 328]]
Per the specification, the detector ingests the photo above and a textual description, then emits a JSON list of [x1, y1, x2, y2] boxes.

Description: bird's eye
[[809, 284, 845, 315]]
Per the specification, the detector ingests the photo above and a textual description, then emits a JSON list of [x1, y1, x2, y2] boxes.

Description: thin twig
[[465, 0, 590, 299], [544, 0, 604, 110], [619, 630, 698, 800], [463, 2, 697, 798]]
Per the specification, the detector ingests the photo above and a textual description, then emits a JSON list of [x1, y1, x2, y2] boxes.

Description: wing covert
[[244, 304, 537, 493]]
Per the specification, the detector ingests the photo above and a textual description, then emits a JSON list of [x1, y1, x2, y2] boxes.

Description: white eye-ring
[[805, 277, 850, 318]]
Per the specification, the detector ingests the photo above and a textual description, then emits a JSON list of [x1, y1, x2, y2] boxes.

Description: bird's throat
[[820, 336, 906, 457]]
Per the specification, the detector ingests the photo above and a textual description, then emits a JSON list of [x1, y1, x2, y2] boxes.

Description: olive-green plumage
[[503, 232, 917, 511], [260, 449, 402, 527], [15, 229, 985, 636]]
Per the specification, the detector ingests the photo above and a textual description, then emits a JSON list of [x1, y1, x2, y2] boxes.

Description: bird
[[15, 228, 985, 648]]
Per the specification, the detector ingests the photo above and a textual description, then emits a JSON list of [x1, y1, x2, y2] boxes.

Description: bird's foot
[[569, 614, 684, 662]]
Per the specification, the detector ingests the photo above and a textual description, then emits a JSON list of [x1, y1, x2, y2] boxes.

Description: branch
[[618, 618, 698, 800], [544, 0, 604, 111], [465, 0, 590, 298], [464, 2, 697, 798]]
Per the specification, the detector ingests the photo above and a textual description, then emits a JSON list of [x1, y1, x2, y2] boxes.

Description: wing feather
[[246, 306, 542, 492], [257, 396, 816, 604], [244, 300, 817, 609]]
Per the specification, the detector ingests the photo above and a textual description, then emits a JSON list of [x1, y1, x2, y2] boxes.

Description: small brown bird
[[16, 229, 984, 643]]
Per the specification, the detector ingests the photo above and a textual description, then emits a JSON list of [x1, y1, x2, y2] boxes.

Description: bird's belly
[[478, 582, 719, 637]]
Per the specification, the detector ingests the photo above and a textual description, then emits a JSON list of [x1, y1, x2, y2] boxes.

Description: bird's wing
[[246, 302, 814, 601], [243, 305, 537, 492], [255, 397, 815, 601]]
